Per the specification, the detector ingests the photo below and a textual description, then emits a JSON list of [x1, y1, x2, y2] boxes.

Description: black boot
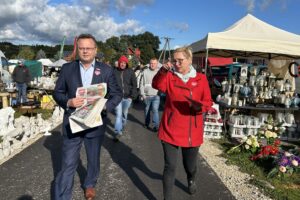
[[188, 180, 197, 195]]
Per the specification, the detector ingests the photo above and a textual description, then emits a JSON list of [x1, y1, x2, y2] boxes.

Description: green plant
[[215, 138, 300, 200], [267, 151, 300, 178], [14, 108, 53, 119]]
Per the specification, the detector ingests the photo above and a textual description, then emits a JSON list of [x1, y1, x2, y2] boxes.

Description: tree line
[[0, 31, 161, 66]]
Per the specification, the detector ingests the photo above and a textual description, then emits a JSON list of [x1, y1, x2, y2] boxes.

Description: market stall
[[190, 14, 300, 141]]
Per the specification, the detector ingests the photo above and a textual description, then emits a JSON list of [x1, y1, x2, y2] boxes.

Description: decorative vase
[[221, 78, 228, 93], [292, 93, 300, 108], [240, 83, 251, 98], [284, 79, 292, 92], [285, 95, 292, 108]]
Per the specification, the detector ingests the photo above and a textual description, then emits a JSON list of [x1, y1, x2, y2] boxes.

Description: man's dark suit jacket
[[53, 60, 122, 138]]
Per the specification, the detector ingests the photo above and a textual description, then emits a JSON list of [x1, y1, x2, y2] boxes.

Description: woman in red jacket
[[152, 46, 213, 200]]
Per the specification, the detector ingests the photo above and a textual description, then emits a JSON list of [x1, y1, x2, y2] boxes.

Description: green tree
[[0, 42, 19, 59], [101, 47, 117, 64], [141, 44, 156, 63], [130, 31, 160, 64], [54, 51, 60, 60], [17, 46, 35, 60], [106, 36, 120, 51]]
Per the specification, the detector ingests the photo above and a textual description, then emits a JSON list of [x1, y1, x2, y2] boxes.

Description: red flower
[[270, 146, 279, 155], [274, 139, 281, 146]]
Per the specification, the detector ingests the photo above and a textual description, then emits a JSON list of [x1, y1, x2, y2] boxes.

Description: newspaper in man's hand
[[76, 83, 107, 104], [69, 83, 107, 133]]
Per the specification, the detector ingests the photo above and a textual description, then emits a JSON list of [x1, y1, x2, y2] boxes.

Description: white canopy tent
[[0, 50, 5, 58], [190, 14, 300, 60], [49, 59, 67, 67], [38, 58, 53, 66], [190, 14, 300, 89]]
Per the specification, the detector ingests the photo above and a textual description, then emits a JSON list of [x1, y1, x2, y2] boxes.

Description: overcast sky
[[0, 0, 299, 48]]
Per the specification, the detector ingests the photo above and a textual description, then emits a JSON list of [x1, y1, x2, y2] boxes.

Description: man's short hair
[[77, 33, 97, 45], [150, 58, 158, 62]]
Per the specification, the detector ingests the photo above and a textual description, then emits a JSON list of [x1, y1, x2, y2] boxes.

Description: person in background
[[12, 60, 31, 105], [152, 46, 213, 200], [139, 58, 160, 131], [134, 63, 145, 100], [134, 63, 142, 88], [104, 60, 111, 67], [113, 55, 137, 140], [114, 60, 119, 68], [52, 33, 122, 200]]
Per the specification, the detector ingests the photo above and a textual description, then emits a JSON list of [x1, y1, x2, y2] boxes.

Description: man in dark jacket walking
[[113, 55, 137, 140], [12, 60, 31, 104], [52, 34, 122, 200]]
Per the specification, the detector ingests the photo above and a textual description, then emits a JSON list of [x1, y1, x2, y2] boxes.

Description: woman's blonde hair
[[174, 46, 193, 60]]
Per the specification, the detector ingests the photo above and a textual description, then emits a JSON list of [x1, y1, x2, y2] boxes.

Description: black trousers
[[162, 141, 199, 200]]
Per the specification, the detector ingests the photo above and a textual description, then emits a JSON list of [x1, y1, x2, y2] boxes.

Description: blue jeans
[[114, 98, 132, 134], [16, 83, 27, 104], [144, 95, 160, 128]]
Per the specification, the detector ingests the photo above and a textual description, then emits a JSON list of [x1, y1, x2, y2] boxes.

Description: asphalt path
[[0, 102, 235, 200]]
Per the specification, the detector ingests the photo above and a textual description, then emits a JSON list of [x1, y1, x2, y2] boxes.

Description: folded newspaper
[[69, 83, 107, 133]]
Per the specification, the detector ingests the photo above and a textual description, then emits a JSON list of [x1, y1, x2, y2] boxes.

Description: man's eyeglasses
[[172, 58, 185, 64], [78, 47, 96, 52]]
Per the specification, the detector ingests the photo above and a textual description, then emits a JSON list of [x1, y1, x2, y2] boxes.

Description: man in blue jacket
[[52, 34, 122, 200]]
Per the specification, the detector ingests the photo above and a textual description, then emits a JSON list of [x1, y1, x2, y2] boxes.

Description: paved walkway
[[0, 102, 235, 200]]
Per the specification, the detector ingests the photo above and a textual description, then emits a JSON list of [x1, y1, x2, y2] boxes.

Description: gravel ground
[[199, 139, 273, 200]]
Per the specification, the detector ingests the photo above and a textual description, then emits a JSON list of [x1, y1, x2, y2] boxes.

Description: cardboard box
[[42, 95, 54, 103], [41, 101, 56, 110]]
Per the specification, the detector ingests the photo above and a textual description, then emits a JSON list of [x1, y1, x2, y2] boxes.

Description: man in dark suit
[[53, 34, 122, 200]]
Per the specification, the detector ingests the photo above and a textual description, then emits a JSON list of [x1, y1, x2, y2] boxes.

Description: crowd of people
[[52, 33, 214, 200]]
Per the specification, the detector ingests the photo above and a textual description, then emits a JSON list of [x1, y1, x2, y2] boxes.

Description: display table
[[0, 92, 10, 108], [218, 101, 299, 111], [18, 104, 37, 116], [218, 101, 299, 133]]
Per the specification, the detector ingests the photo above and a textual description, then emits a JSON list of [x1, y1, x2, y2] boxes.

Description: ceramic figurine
[[276, 80, 284, 92], [221, 77, 228, 93], [284, 95, 292, 108], [249, 76, 256, 86], [292, 93, 300, 108], [249, 65, 260, 76], [284, 79, 292, 92], [278, 93, 286, 105], [240, 83, 251, 98]]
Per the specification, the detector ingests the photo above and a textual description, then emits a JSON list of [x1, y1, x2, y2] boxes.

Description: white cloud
[[79, 0, 154, 15], [0, 0, 146, 44], [167, 21, 189, 33], [114, 0, 154, 15], [237, 0, 255, 13], [237, 0, 288, 13]]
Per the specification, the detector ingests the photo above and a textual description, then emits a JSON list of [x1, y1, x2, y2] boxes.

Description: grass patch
[[214, 138, 300, 200], [14, 108, 53, 120]]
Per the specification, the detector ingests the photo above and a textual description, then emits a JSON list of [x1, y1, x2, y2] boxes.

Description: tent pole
[[205, 49, 209, 75]]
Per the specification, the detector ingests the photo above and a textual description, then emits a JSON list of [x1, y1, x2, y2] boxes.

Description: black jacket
[[12, 65, 32, 84], [114, 67, 138, 99]]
